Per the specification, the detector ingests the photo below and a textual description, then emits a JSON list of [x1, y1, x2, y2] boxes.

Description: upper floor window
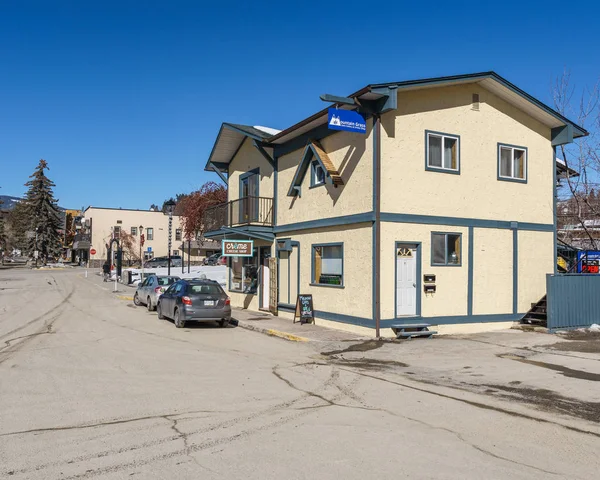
[[311, 161, 325, 187], [175, 228, 182, 241], [498, 144, 527, 183], [146, 227, 154, 241], [130, 226, 138, 236], [113, 226, 121, 239], [426, 131, 460, 174], [431, 232, 462, 266]]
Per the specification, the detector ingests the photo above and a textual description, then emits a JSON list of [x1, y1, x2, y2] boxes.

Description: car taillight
[[225, 297, 230, 306], [182, 296, 192, 305], [155, 287, 163, 293]]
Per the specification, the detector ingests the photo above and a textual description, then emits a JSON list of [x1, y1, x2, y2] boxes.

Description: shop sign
[[328, 108, 366, 134], [222, 239, 254, 257]]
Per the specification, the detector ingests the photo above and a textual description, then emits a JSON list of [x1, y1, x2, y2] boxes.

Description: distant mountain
[[0, 195, 23, 211]]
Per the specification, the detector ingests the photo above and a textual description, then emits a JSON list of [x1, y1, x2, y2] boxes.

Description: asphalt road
[[1, 269, 599, 479]]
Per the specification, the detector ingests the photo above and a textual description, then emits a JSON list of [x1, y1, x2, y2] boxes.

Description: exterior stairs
[[520, 295, 547, 327]]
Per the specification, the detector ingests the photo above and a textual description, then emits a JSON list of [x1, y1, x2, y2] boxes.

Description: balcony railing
[[203, 196, 274, 232], [72, 233, 91, 250]]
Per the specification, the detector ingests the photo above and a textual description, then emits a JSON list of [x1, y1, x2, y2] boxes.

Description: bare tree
[[553, 70, 600, 250]]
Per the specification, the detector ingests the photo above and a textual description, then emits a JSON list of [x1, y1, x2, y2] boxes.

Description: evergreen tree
[[24, 160, 63, 264]]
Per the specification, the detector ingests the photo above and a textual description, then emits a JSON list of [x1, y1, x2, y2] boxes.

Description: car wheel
[[157, 303, 165, 319], [147, 297, 153, 311], [174, 309, 185, 328], [133, 293, 141, 306], [219, 319, 229, 328]]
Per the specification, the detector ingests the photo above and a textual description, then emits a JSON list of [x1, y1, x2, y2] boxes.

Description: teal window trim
[[311, 242, 344, 287], [228, 248, 259, 295], [497, 143, 528, 183], [431, 231, 462, 267], [310, 160, 326, 188], [425, 130, 461, 175]]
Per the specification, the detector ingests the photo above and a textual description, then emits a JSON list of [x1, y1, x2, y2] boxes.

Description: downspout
[[553, 145, 557, 275], [373, 114, 382, 338]]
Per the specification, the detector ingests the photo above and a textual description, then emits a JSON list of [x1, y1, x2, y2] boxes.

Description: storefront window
[[229, 249, 258, 294], [312, 244, 343, 286]]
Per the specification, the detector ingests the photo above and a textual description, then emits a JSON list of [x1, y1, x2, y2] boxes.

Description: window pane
[[500, 148, 512, 177], [443, 137, 457, 170], [428, 135, 442, 167], [230, 257, 243, 291], [513, 149, 525, 179], [447, 234, 461, 264], [432, 234, 446, 264], [242, 255, 258, 294], [314, 245, 342, 285]]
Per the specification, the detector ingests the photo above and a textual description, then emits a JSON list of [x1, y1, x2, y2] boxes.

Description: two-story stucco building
[[202, 72, 587, 336], [81, 207, 184, 267]]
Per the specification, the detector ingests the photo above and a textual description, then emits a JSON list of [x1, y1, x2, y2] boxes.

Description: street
[[1, 269, 600, 479]]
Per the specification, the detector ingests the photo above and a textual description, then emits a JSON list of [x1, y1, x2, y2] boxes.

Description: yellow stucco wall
[[472, 227, 513, 314], [84, 208, 183, 262], [277, 224, 373, 319], [381, 223, 469, 319], [276, 123, 373, 225], [381, 83, 553, 224], [518, 230, 553, 312], [228, 138, 275, 201]]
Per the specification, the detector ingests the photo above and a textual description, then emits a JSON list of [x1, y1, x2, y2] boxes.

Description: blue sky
[[1, 0, 598, 209]]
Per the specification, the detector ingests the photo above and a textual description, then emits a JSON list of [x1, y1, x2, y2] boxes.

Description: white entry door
[[396, 245, 417, 316]]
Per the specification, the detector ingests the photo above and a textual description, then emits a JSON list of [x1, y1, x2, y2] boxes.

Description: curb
[[235, 320, 309, 342], [116, 295, 134, 301]]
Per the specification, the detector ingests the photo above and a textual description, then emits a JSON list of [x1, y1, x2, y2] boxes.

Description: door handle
[[413, 283, 416, 288]]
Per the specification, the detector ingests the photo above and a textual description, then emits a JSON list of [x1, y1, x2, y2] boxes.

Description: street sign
[[33, 250, 39, 259], [90, 248, 96, 255], [328, 108, 366, 134], [147, 246, 152, 252], [222, 240, 253, 257]]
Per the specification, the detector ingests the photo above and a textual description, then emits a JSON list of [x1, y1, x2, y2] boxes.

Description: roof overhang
[[204, 123, 276, 174]]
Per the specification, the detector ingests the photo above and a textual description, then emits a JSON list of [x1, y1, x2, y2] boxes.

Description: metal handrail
[[203, 196, 274, 231]]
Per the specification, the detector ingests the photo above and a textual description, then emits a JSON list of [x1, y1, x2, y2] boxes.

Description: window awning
[[287, 141, 343, 197]]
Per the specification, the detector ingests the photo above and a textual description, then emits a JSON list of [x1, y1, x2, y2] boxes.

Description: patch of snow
[[589, 324, 600, 332], [253, 125, 281, 136]]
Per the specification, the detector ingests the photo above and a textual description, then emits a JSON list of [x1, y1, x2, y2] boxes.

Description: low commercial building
[[81, 206, 184, 267], [202, 71, 586, 336]]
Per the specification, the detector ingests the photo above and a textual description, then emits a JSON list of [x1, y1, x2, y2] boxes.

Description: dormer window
[[311, 161, 326, 187]]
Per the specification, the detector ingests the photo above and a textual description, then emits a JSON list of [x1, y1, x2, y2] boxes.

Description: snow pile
[[588, 324, 600, 332]]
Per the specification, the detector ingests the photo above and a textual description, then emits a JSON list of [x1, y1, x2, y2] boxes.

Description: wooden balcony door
[[240, 172, 259, 224]]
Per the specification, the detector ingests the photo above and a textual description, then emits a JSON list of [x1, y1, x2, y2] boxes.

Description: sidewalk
[[231, 308, 368, 343]]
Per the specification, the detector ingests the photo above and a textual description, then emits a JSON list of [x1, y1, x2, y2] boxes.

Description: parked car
[[134, 275, 180, 311], [144, 255, 182, 268], [157, 279, 231, 328], [203, 253, 220, 265]]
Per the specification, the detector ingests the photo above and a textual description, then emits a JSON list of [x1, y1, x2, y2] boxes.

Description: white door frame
[[395, 242, 421, 317]]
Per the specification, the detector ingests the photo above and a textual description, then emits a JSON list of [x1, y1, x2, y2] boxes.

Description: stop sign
[[90, 248, 97, 255]]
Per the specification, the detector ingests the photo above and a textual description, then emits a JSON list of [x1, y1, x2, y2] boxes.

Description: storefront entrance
[[277, 240, 300, 307]]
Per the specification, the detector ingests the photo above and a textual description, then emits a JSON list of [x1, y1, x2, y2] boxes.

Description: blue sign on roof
[[328, 108, 366, 134]]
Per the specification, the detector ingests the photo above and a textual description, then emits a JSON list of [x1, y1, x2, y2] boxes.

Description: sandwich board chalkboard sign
[[293, 294, 314, 324]]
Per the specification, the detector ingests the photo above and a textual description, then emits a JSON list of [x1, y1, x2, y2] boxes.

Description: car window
[[158, 277, 178, 286], [165, 283, 177, 294], [188, 284, 222, 295], [174, 283, 184, 294]]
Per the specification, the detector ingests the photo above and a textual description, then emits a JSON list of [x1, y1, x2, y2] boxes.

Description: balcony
[[203, 196, 274, 233]]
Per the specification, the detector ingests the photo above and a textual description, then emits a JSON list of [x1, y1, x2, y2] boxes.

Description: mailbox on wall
[[424, 284, 436, 294], [424, 274, 436, 283]]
